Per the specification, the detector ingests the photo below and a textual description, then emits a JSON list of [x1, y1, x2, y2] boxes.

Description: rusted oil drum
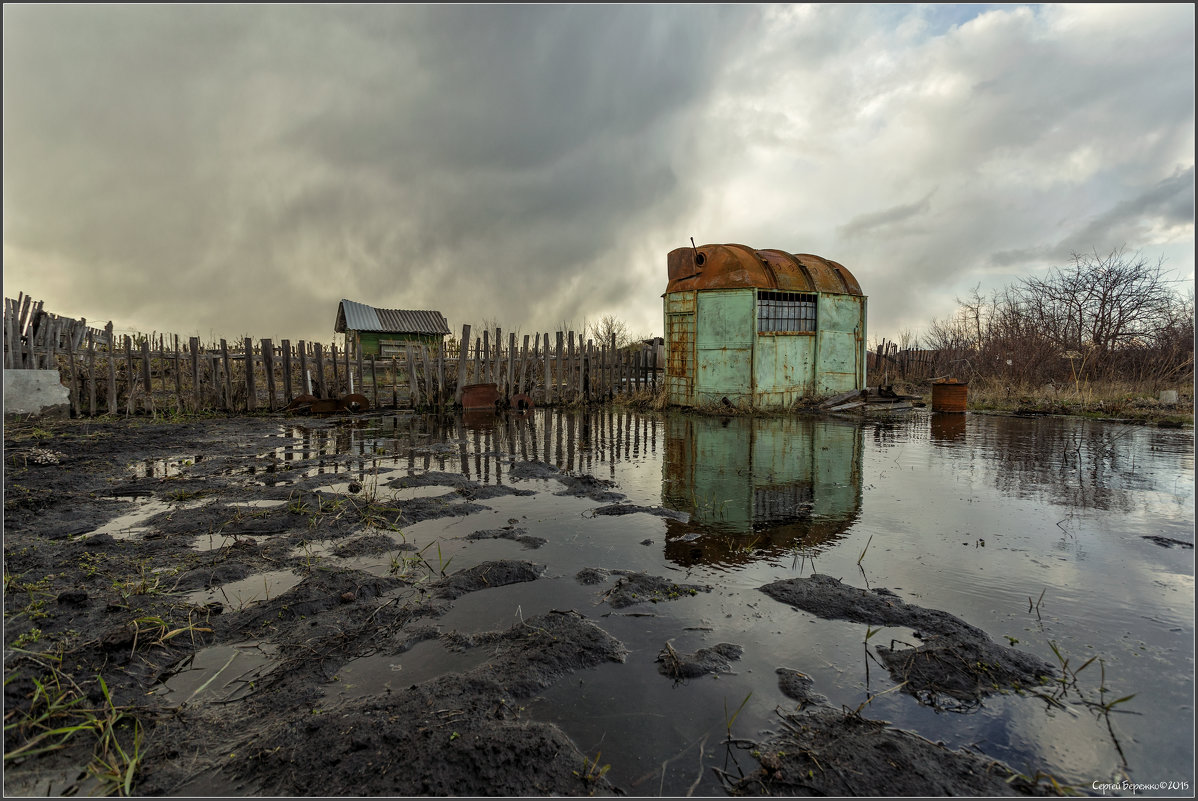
[[461, 383, 500, 410], [931, 380, 968, 413]]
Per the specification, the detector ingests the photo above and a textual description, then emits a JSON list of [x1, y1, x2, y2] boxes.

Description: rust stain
[[666, 244, 863, 296]]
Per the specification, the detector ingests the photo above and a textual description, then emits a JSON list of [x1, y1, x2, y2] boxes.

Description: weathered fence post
[[543, 333, 552, 406], [65, 333, 78, 418], [220, 340, 232, 412], [454, 324, 471, 404], [519, 334, 531, 395], [405, 345, 421, 408], [86, 330, 96, 417], [281, 339, 293, 403], [506, 332, 516, 402], [566, 332, 575, 404], [481, 330, 490, 385], [243, 337, 256, 412], [313, 343, 325, 398], [297, 341, 308, 397], [189, 338, 202, 412], [391, 356, 399, 408], [140, 340, 153, 414], [554, 332, 564, 405], [370, 357, 379, 408], [106, 324, 117, 415], [261, 339, 276, 410]]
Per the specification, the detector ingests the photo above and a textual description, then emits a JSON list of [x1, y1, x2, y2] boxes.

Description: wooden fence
[[867, 339, 938, 383], [3, 295, 662, 418]]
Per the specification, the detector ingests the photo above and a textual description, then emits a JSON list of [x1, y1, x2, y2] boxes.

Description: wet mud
[[4, 415, 1066, 796], [761, 574, 1056, 709]]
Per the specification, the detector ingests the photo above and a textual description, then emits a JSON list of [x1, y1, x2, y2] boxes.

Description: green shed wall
[[663, 289, 866, 409], [351, 331, 443, 358]]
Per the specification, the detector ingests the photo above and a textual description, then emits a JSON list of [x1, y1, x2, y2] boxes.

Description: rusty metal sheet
[[666, 245, 863, 297]]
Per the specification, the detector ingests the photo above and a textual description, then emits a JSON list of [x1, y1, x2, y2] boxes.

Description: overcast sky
[[4, 4, 1194, 346]]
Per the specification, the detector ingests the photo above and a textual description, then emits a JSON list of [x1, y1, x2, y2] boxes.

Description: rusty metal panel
[[695, 290, 754, 404], [666, 245, 863, 297], [664, 291, 696, 406]]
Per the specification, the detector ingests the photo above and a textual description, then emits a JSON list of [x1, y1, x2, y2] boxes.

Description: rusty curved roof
[[665, 244, 863, 296], [335, 299, 450, 336]]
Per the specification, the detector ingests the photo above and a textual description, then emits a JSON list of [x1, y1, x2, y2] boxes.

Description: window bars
[[757, 291, 817, 333]]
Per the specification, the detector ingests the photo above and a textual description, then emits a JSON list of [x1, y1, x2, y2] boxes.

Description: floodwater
[[251, 409, 1194, 795]]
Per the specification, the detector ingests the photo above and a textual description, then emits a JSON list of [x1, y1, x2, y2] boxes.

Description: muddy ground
[[4, 413, 1063, 796]]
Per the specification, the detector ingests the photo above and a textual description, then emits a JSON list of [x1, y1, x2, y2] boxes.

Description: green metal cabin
[[335, 299, 451, 359], [663, 244, 867, 409]]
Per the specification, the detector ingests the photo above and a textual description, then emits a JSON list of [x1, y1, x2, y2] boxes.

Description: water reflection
[[660, 416, 863, 567], [930, 412, 967, 443]]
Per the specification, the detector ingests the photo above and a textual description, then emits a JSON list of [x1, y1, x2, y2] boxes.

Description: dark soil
[[3, 414, 1057, 796], [760, 574, 1057, 710]]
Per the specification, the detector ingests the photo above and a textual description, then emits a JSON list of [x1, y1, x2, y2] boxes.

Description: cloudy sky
[[4, 4, 1194, 346]]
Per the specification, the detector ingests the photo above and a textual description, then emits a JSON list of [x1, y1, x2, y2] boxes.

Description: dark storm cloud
[[3, 4, 759, 340]]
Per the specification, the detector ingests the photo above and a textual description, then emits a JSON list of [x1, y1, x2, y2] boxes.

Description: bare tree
[[1014, 247, 1176, 365], [588, 314, 631, 350]]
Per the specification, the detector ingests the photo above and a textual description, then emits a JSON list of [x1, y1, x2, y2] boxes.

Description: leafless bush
[[915, 247, 1192, 390]]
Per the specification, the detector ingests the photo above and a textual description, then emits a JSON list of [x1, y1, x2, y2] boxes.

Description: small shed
[[663, 244, 867, 409], [335, 299, 451, 359]]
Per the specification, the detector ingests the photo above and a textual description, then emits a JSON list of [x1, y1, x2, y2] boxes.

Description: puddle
[[325, 638, 493, 700], [228, 499, 288, 509], [86, 497, 210, 541], [151, 642, 278, 705], [184, 569, 304, 611]]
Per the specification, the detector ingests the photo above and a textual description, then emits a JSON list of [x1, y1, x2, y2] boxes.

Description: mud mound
[[398, 497, 488, 524], [575, 567, 611, 585], [231, 673, 620, 796], [728, 707, 1036, 796], [457, 484, 537, 500], [444, 609, 628, 697], [601, 571, 711, 609], [592, 503, 688, 521], [775, 668, 827, 708], [465, 527, 547, 549], [331, 533, 403, 557], [657, 641, 742, 679], [506, 461, 626, 501], [760, 574, 1055, 708], [229, 567, 403, 629], [432, 560, 544, 600], [875, 635, 1054, 710]]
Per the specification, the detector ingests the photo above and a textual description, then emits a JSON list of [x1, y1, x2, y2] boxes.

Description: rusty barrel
[[461, 383, 499, 410], [931, 380, 968, 413]]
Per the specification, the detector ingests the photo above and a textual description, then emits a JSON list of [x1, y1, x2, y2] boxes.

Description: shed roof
[[335, 299, 451, 336], [665, 244, 863, 296]]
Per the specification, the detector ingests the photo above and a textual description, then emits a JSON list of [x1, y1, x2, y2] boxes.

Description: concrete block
[[4, 369, 70, 417]]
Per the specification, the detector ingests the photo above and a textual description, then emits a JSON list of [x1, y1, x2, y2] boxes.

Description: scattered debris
[[817, 385, 923, 415]]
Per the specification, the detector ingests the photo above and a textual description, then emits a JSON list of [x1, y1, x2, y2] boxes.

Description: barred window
[[757, 291, 816, 333]]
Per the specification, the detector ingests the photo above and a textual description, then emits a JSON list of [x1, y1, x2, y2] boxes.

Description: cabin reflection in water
[[661, 416, 863, 567]]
